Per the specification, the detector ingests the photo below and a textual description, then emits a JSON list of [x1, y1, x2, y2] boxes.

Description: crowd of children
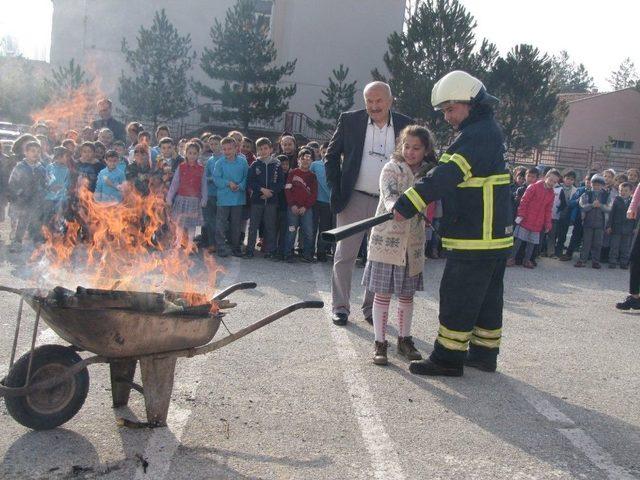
[[0, 117, 335, 264], [509, 164, 639, 270]]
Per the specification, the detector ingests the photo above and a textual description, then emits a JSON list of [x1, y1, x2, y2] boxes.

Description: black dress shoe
[[409, 358, 463, 377], [332, 313, 348, 326], [364, 315, 373, 325], [464, 358, 497, 372], [616, 295, 640, 310]]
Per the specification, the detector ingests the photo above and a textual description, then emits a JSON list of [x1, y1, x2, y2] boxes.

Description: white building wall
[[50, 0, 405, 127]]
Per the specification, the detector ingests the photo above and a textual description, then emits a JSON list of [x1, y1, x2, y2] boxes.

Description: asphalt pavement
[[0, 246, 638, 479]]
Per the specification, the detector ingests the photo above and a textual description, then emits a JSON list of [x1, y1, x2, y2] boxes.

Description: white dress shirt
[[353, 115, 396, 195]]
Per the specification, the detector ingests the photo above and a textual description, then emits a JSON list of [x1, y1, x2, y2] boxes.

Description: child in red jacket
[[508, 169, 561, 268], [284, 147, 317, 263]]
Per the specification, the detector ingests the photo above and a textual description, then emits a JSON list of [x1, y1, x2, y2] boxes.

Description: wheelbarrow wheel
[[3, 344, 90, 430]]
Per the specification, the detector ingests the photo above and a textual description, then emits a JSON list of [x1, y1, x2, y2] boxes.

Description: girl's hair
[[393, 125, 435, 162], [221, 136, 237, 146], [133, 143, 149, 154], [615, 173, 628, 183], [185, 141, 201, 153], [279, 134, 296, 145], [126, 122, 143, 134], [298, 147, 315, 161], [62, 139, 76, 150], [80, 141, 96, 152], [546, 168, 561, 179]]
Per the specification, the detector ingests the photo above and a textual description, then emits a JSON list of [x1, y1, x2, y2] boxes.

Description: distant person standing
[[325, 81, 413, 326], [91, 98, 126, 143]]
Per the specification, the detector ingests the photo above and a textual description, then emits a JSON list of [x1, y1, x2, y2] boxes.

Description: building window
[[611, 139, 634, 150], [255, 0, 274, 36]]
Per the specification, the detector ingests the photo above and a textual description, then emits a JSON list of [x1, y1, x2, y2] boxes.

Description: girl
[[508, 169, 561, 268], [166, 141, 207, 251], [362, 125, 434, 365]]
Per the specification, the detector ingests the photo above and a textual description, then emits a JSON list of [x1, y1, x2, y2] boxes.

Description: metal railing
[[507, 145, 640, 172]]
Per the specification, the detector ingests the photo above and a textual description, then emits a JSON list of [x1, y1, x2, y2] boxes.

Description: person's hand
[[260, 188, 273, 198], [593, 200, 600, 208], [105, 178, 114, 187], [228, 181, 238, 191], [291, 206, 299, 215], [628, 210, 637, 220], [515, 216, 522, 224], [393, 209, 407, 222], [299, 206, 306, 215], [606, 227, 612, 235]]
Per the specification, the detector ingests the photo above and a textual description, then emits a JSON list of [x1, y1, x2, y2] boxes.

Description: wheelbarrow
[[0, 283, 323, 430]]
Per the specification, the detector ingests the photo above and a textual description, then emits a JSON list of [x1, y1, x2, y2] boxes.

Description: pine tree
[[118, 9, 195, 128], [44, 59, 91, 97], [550, 50, 594, 93], [485, 44, 563, 154], [308, 64, 357, 136], [607, 57, 639, 90], [193, 0, 297, 132], [372, 0, 497, 143]]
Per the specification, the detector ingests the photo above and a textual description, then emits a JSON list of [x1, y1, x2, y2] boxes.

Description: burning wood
[[48, 286, 233, 316], [31, 182, 223, 309]]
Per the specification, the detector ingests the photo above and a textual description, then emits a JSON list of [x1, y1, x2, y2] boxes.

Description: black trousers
[[312, 201, 333, 258], [566, 217, 583, 255], [555, 218, 571, 256], [431, 256, 506, 367], [628, 231, 640, 295]]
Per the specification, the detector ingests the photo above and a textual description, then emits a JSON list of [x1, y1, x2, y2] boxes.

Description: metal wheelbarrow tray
[[0, 282, 323, 430]]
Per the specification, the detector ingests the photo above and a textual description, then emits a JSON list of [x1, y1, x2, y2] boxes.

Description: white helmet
[[431, 70, 498, 110]]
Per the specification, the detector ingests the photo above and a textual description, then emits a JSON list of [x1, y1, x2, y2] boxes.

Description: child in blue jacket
[[95, 150, 126, 203], [245, 137, 284, 258], [213, 137, 248, 257]]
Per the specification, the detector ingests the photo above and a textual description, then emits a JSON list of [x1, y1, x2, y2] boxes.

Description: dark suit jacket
[[91, 117, 126, 142], [325, 109, 413, 213]]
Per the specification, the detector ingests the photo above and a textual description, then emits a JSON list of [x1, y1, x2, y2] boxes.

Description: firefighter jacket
[[394, 106, 513, 258]]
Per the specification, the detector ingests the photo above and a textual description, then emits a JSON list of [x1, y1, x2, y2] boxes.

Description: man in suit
[[91, 98, 126, 143], [325, 81, 413, 326]]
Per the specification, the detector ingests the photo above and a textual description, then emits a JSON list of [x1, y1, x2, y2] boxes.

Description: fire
[[32, 183, 222, 311], [31, 80, 101, 133]]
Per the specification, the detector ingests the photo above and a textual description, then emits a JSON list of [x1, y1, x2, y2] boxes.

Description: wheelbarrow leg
[[139, 356, 177, 426], [110, 359, 137, 408]]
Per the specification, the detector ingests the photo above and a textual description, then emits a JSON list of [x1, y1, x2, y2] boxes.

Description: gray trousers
[[609, 232, 633, 266], [331, 191, 377, 316], [247, 202, 277, 254], [580, 227, 603, 262], [215, 205, 243, 254]]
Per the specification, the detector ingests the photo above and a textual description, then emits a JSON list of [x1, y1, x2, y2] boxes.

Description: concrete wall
[[50, 0, 405, 125], [557, 88, 640, 154]]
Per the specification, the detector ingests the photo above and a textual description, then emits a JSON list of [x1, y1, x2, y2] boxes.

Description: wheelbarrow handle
[[212, 282, 257, 301], [0, 286, 29, 296], [171, 300, 324, 359]]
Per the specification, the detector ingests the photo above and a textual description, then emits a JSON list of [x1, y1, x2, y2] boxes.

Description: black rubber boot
[[409, 358, 462, 377]]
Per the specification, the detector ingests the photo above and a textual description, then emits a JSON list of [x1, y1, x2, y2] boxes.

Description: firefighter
[[393, 70, 513, 376]]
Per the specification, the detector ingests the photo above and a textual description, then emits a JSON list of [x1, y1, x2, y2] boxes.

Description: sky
[[0, 0, 638, 90]]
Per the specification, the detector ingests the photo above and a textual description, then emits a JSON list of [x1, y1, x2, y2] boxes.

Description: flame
[[32, 183, 222, 312], [31, 80, 101, 133]]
